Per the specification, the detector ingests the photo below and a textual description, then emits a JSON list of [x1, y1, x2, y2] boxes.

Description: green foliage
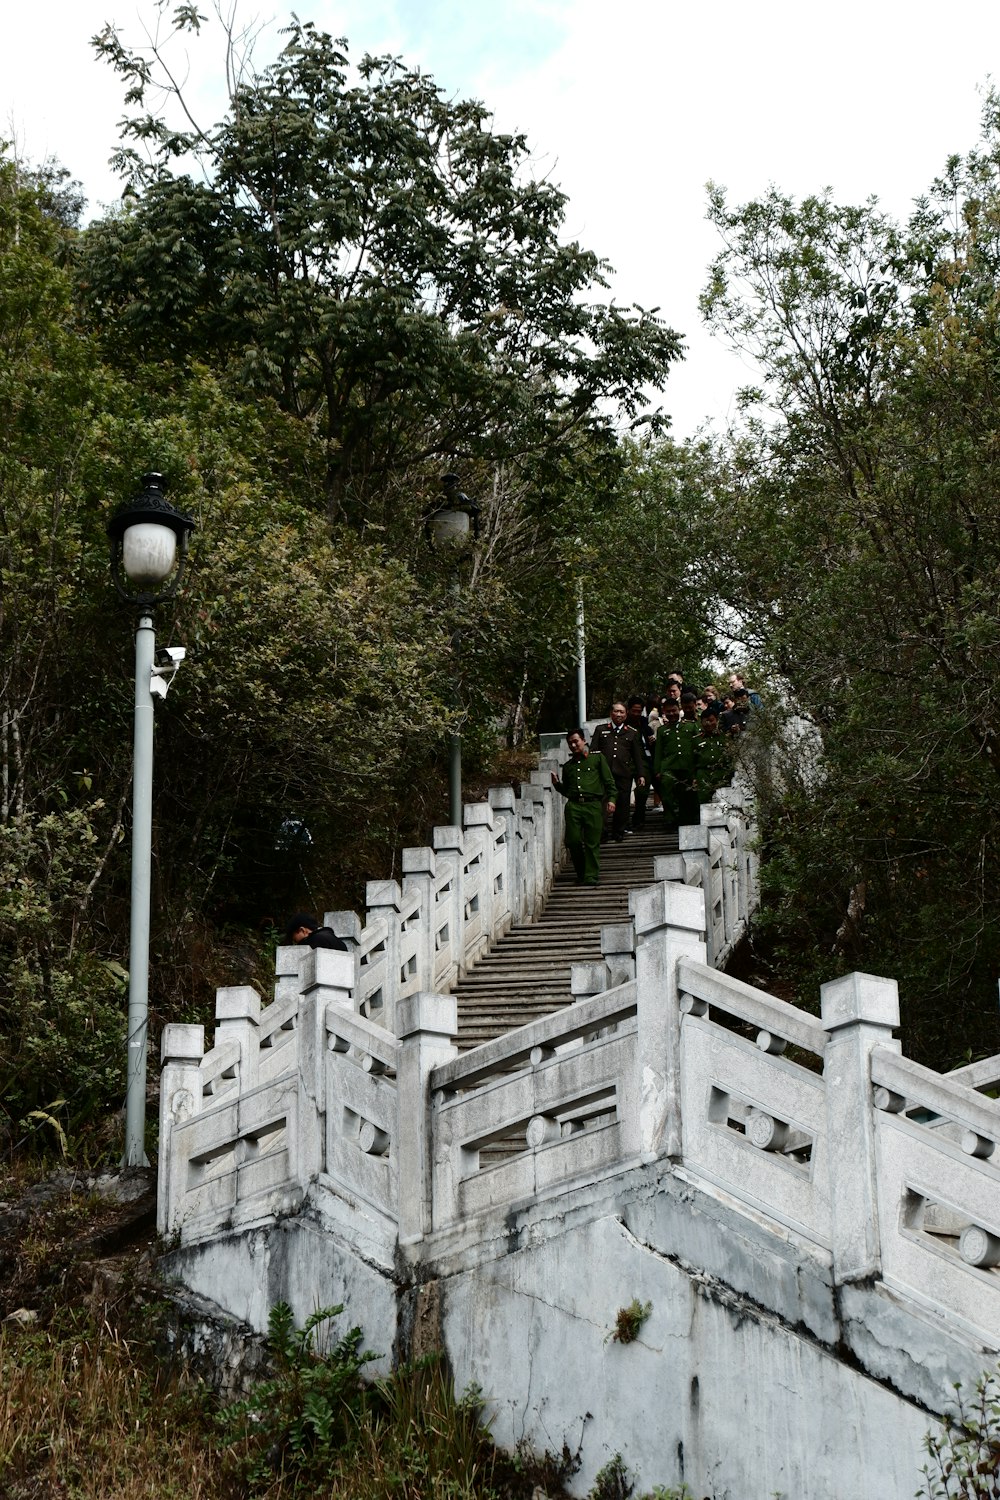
[[591, 1453, 635, 1500], [84, 12, 681, 525], [0, 807, 128, 1144], [218, 1302, 376, 1490], [922, 1370, 1000, 1498], [608, 1298, 653, 1346], [683, 94, 1000, 1061]]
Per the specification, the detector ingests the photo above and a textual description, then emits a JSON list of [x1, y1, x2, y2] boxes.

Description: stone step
[[451, 825, 678, 1047]]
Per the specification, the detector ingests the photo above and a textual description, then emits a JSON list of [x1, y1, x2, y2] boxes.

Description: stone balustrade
[[156, 757, 1000, 1499], [157, 764, 1000, 1356]]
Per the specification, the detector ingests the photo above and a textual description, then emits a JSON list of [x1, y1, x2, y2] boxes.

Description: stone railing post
[[464, 803, 499, 948], [528, 770, 557, 888], [678, 824, 724, 965], [433, 825, 465, 982], [601, 922, 636, 988], [158, 1023, 205, 1235], [516, 794, 538, 920], [298, 947, 355, 1189], [523, 783, 550, 918], [701, 803, 740, 951], [487, 785, 518, 930], [820, 971, 901, 1283], [215, 986, 262, 1090], [653, 852, 688, 884], [366, 879, 404, 1032], [630, 881, 708, 1161], [395, 992, 458, 1244], [273, 943, 309, 1003], [402, 846, 437, 991]]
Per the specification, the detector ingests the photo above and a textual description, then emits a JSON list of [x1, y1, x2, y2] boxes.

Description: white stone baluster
[[396, 992, 458, 1243], [365, 880, 404, 1032], [158, 1023, 205, 1235], [630, 881, 707, 1161], [487, 785, 518, 931], [820, 971, 901, 1282], [215, 986, 262, 1090], [402, 845, 437, 991], [601, 922, 636, 988], [432, 826, 465, 982], [298, 946, 355, 1189]]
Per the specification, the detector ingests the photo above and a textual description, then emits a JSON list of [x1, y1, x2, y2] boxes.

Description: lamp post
[[426, 475, 480, 828], [576, 579, 587, 725], [107, 473, 195, 1167]]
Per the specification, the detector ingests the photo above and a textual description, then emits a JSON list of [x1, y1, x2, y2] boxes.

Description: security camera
[[150, 645, 187, 699]]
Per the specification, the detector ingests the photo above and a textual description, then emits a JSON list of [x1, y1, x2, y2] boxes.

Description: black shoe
[[613, 834, 624, 843]]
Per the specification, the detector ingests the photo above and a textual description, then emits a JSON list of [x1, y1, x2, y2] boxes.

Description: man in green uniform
[[551, 728, 616, 885], [694, 707, 732, 804], [653, 699, 699, 827]]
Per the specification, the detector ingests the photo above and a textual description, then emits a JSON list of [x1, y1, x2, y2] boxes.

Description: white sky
[[3, 0, 999, 437]]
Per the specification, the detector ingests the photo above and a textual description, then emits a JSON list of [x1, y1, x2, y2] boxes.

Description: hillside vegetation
[[3, 3, 1000, 1169]]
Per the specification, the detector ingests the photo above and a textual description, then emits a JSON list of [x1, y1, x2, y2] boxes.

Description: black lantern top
[[107, 472, 197, 607], [426, 473, 481, 551]]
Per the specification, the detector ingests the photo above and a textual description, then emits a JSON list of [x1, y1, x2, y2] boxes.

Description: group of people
[[551, 671, 759, 886]]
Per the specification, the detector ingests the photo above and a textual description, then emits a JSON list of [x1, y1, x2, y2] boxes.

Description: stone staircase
[[452, 814, 679, 1049]]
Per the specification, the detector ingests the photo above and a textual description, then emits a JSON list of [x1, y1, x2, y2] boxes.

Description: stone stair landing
[[452, 817, 678, 1049]]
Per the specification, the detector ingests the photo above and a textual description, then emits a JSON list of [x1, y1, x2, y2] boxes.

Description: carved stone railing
[[158, 761, 563, 1238], [157, 760, 1000, 1352], [157, 776, 755, 1236]]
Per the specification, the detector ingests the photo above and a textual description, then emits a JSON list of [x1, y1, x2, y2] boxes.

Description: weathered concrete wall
[[424, 1162, 985, 1500], [160, 1155, 989, 1500]]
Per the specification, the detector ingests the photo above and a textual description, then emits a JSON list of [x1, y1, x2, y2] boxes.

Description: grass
[[0, 1170, 690, 1499], [0, 1300, 582, 1500]]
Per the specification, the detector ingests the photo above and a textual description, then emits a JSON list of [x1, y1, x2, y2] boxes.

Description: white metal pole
[[449, 576, 462, 828], [576, 581, 587, 725], [124, 612, 155, 1167]]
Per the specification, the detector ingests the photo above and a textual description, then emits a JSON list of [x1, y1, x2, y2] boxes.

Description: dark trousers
[[659, 773, 699, 828], [603, 775, 633, 840], [632, 778, 649, 828], [565, 800, 604, 883]]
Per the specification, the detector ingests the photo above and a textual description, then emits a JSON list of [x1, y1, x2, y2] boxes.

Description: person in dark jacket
[[694, 708, 732, 803], [285, 913, 348, 950], [591, 701, 646, 842], [626, 696, 653, 829]]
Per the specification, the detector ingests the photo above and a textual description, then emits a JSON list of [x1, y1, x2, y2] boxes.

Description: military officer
[[551, 728, 616, 885], [694, 708, 732, 804], [653, 699, 699, 827], [590, 701, 646, 842]]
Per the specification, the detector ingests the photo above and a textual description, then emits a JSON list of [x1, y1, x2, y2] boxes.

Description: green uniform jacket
[[653, 720, 697, 781], [695, 732, 731, 800], [555, 750, 616, 803]]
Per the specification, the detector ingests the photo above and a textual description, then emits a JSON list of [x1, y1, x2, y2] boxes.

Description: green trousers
[[659, 773, 700, 827], [564, 800, 604, 884]]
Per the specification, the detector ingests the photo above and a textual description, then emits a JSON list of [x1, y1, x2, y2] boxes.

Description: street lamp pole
[[107, 473, 195, 1168], [426, 474, 480, 829], [576, 579, 587, 725], [125, 610, 156, 1165]]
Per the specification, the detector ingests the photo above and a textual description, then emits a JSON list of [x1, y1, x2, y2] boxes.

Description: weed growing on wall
[[922, 1369, 1000, 1498], [608, 1298, 653, 1345]]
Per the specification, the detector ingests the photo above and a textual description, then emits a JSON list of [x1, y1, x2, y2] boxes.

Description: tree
[[692, 107, 1000, 1061], [81, 9, 681, 529]]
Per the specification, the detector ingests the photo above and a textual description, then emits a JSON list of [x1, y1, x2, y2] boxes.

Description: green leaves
[[81, 19, 681, 524], [695, 100, 1000, 1061]]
